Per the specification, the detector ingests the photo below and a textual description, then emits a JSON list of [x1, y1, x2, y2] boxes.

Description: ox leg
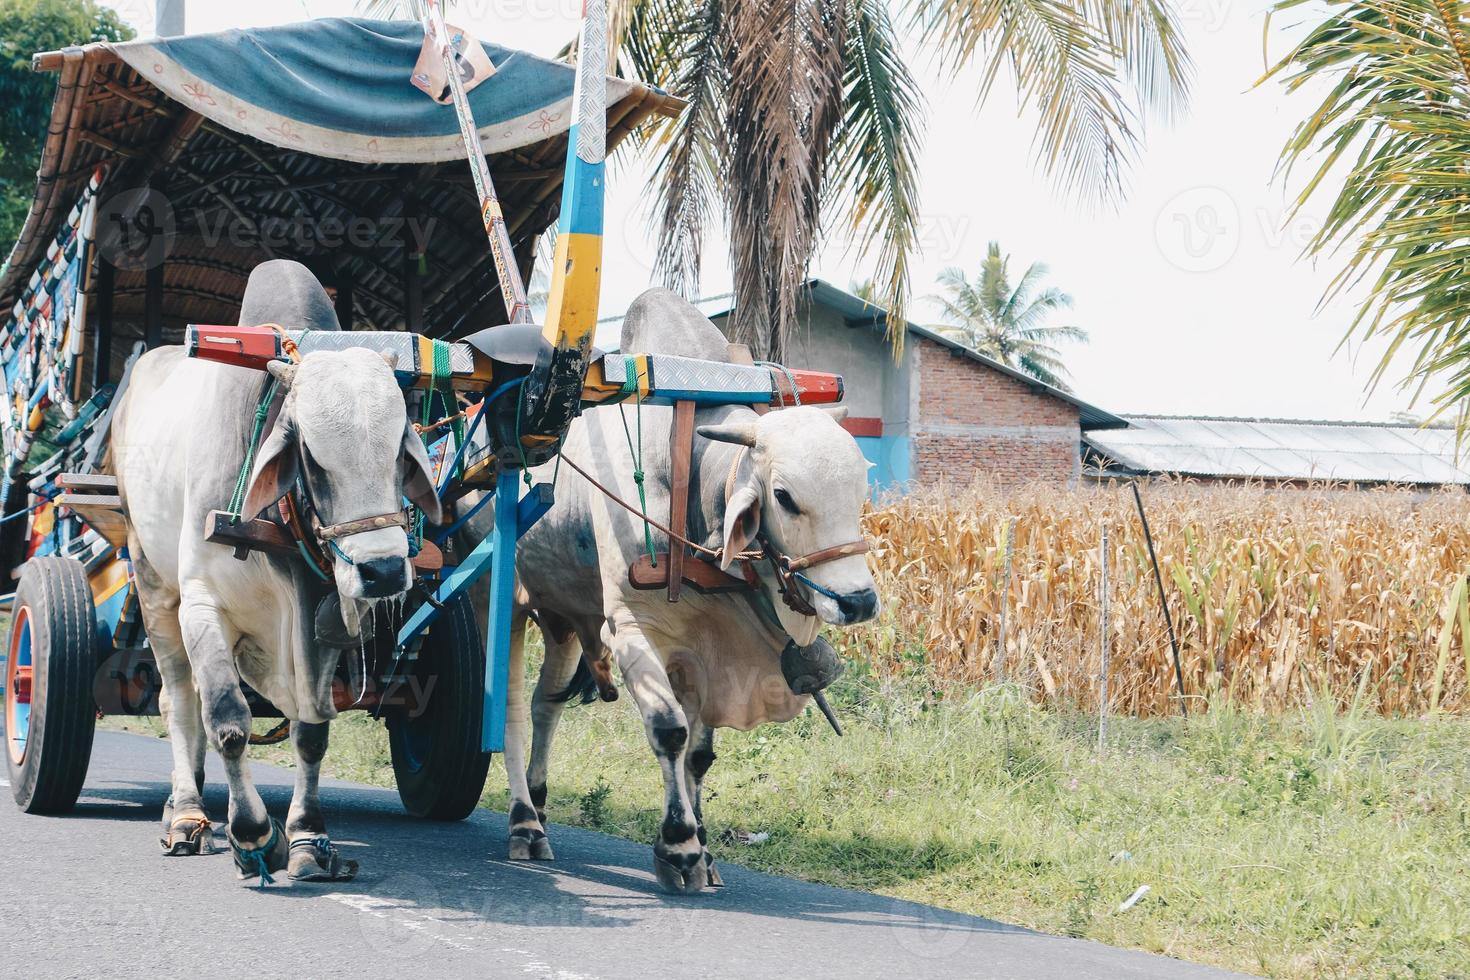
[[604, 621, 704, 894], [178, 587, 286, 882], [506, 613, 553, 861], [284, 720, 358, 881], [140, 590, 214, 852], [135, 565, 214, 856], [524, 618, 588, 833], [684, 721, 722, 888]]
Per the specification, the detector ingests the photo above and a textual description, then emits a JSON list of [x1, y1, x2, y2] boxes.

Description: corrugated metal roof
[[600, 280, 1127, 431], [1085, 416, 1470, 485]]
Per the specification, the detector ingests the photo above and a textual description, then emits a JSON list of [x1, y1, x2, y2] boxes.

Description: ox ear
[[242, 418, 298, 519], [401, 418, 442, 525], [820, 406, 849, 423], [720, 485, 761, 570]]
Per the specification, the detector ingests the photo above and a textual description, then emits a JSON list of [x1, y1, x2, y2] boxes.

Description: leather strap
[[316, 511, 410, 541], [667, 399, 695, 602], [783, 539, 871, 572]]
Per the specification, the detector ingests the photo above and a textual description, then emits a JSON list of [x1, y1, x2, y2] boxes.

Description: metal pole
[[1131, 480, 1188, 716], [423, 0, 532, 325], [1097, 524, 1109, 752], [995, 516, 1016, 680]]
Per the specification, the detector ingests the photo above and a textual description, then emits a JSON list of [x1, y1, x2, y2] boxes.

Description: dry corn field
[[839, 480, 1470, 716]]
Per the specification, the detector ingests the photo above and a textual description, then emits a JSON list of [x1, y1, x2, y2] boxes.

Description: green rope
[[411, 339, 459, 550], [227, 376, 281, 521], [618, 390, 656, 567]]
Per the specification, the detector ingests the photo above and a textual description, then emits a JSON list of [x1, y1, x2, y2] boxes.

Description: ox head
[[698, 406, 879, 643], [243, 349, 441, 634]]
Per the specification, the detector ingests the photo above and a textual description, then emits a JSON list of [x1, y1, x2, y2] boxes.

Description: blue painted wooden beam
[[481, 477, 519, 753], [394, 483, 555, 651]]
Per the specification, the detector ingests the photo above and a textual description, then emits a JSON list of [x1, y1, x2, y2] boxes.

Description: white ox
[[470, 288, 879, 893], [112, 259, 440, 883]]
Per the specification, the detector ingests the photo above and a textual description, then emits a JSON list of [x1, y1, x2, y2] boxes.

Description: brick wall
[[911, 338, 1082, 486]]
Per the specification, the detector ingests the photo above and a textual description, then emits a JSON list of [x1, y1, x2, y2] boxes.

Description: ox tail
[[546, 656, 600, 705]]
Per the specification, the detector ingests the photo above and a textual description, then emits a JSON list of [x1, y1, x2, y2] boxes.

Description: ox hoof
[[705, 854, 725, 888], [228, 818, 289, 887], [508, 832, 555, 862], [160, 814, 218, 856], [287, 836, 360, 882], [653, 850, 708, 895]]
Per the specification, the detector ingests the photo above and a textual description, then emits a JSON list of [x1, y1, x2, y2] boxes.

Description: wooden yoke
[[662, 343, 766, 602]]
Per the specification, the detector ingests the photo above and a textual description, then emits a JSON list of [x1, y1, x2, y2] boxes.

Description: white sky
[[104, 0, 1425, 422]]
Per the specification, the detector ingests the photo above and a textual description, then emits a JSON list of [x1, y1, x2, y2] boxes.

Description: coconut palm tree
[[928, 242, 1088, 390], [1264, 0, 1470, 429], [363, 0, 1190, 360]]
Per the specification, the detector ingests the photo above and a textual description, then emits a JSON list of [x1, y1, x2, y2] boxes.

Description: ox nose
[[357, 557, 408, 598], [836, 588, 878, 623]]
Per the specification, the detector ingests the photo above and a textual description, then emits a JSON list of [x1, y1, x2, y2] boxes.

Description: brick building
[[602, 280, 1124, 492]]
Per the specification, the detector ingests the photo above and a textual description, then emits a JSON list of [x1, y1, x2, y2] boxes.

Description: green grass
[[106, 662, 1470, 979]]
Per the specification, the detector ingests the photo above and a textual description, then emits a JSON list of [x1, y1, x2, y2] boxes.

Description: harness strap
[[666, 399, 696, 602], [317, 511, 410, 541]]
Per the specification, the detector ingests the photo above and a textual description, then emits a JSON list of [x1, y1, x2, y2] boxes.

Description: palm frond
[[724, 0, 848, 357], [916, 0, 1164, 206], [647, 0, 727, 298], [828, 0, 925, 353], [1264, 0, 1470, 427], [357, 0, 422, 18]]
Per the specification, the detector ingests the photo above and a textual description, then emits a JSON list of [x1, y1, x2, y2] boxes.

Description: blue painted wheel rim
[[390, 708, 432, 775], [5, 605, 33, 766]]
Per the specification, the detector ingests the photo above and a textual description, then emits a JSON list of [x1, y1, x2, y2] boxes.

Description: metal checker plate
[[605, 353, 772, 403], [286, 331, 475, 375]]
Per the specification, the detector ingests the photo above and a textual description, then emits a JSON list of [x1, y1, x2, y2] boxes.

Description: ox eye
[[773, 487, 800, 515]]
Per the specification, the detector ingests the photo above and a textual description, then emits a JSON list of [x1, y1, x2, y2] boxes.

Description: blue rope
[[793, 569, 846, 602], [436, 376, 524, 497], [295, 539, 332, 581], [432, 486, 495, 545], [327, 539, 356, 566], [236, 820, 279, 888]]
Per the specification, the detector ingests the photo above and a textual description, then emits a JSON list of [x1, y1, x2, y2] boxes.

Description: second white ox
[[469, 288, 880, 894]]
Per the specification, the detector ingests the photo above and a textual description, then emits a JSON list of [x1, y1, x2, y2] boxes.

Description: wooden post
[[143, 258, 163, 349], [93, 256, 114, 387], [995, 516, 1016, 680], [1098, 524, 1110, 753], [335, 275, 354, 331], [403, 245, 423, 335]]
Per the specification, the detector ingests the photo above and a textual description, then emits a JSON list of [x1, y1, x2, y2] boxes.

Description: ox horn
[[696, 421, 758, 447], [265, 359, 297, 387]]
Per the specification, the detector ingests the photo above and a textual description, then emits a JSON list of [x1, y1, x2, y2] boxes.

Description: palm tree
[[1263, 0, 1470, 430], [928, 242, 1088, 390], [362, 0, 1190, 360]]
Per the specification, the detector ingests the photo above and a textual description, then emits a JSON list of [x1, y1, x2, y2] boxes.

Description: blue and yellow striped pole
[[520, 0, 607, 445]]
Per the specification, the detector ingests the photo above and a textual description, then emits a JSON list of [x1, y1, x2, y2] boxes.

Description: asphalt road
[[0, 731, 1245, 980]]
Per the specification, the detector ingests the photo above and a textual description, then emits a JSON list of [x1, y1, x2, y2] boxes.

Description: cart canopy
[[2, 18, 678, 349], [108, 18, 640, 165]]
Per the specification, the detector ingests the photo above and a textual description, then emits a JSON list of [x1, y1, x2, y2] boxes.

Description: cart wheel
[[5, 557, 98, 813], [387, 592, 491, 820]]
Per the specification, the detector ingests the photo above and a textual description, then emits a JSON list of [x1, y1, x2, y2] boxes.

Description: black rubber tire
[[5, 557, 98, 813], [387, 592, 491, 820]]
